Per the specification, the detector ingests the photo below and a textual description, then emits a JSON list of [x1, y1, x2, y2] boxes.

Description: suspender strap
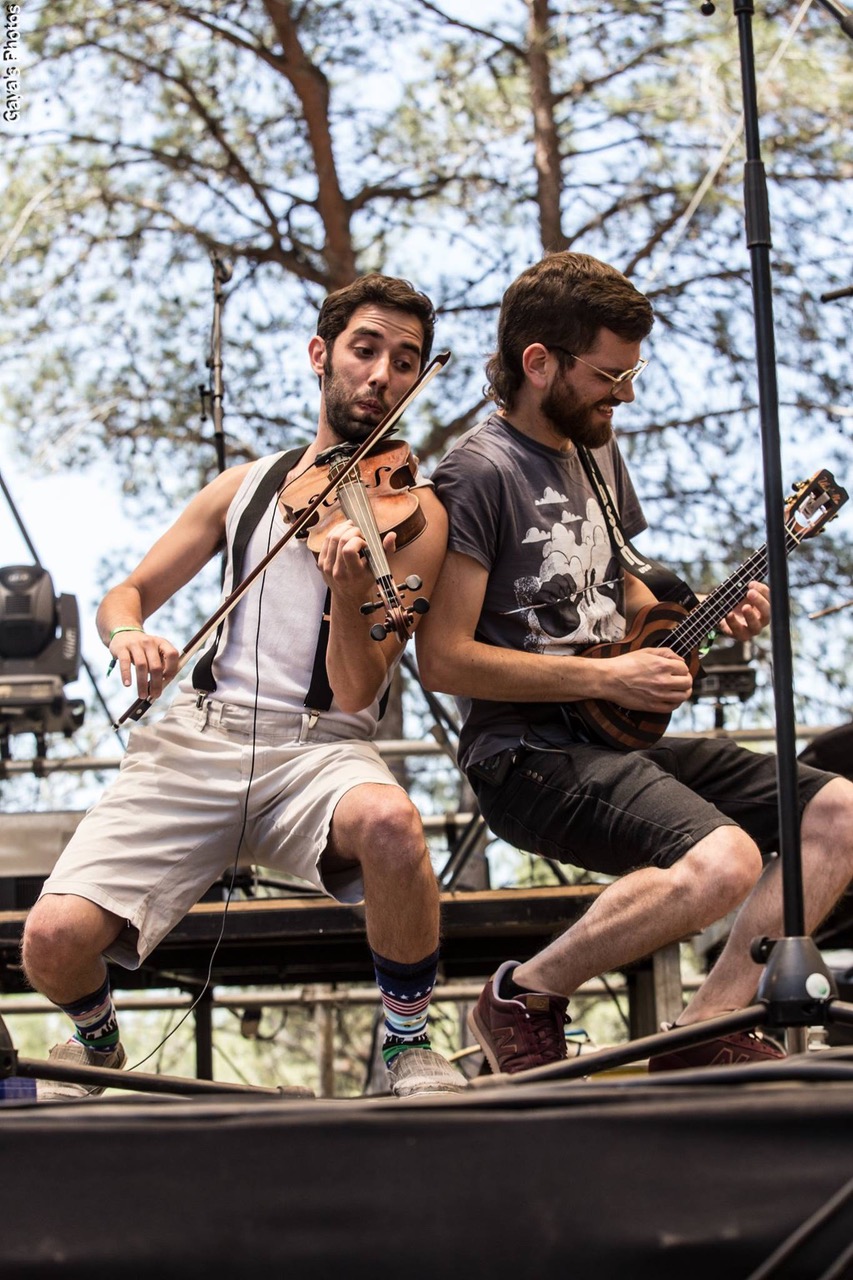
[[576, 446, 698, 610], [192, 447, 307, 694], [304, 587, 334, 712], [304, 603, 392, 719], [192, 445, 391, 720]]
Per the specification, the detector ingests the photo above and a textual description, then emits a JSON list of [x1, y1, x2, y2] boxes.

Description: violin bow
[[112, 349, 451, 728]]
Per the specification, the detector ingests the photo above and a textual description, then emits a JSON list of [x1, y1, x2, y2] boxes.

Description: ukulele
[[567, 468, 848, 751]]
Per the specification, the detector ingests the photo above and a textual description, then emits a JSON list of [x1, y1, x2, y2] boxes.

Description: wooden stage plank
[[0, 884, 604, 992]]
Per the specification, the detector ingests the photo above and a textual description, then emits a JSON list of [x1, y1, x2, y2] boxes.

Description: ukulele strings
[[667, 522, 803, 659]]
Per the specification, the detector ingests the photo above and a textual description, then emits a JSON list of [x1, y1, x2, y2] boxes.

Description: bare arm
[[97, 465, 250, 700], [416, 551, 692, 711], [624, 570, 658, 621], [320, 486, 449, 713]]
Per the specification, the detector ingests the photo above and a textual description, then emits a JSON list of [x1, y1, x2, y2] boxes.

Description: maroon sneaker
[[468, 960, 570, 1075], [648, 1027, 786, 1073]]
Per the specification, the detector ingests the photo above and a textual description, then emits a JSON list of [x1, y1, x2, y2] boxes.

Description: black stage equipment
[[0, 563, 86, 753], [692, 637, 758, 719]]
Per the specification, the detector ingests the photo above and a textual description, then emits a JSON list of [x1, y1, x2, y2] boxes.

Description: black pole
[[208, 254, 232, 477], [813, 0, 853, 42], [732, 0, 805, 935]]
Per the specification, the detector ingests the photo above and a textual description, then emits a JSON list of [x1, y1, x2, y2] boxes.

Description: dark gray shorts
[[469, 736, 836, 876]]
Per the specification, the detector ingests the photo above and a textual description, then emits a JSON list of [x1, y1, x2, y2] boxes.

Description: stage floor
[[3, 1049, 853, 1279]]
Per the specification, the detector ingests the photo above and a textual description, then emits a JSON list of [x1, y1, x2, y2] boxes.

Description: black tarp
[[3, 1056, 853, 1279]]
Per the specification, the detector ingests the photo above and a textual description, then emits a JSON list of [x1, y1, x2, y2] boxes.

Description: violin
[[112, 349, 450, 727], [280, 438, 430, 642]]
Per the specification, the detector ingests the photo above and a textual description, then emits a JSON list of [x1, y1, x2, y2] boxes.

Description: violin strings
[[335, 473, 406, 635]]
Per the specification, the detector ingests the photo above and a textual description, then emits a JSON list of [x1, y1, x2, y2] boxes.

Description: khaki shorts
[[40, 694, 403, 968]]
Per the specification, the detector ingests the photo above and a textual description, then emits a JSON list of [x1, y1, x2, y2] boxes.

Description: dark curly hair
[[317, 274, 435, 368], [485, 252, 654, 410]]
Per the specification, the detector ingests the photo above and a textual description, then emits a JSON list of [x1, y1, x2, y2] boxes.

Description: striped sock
[[371, 947, 439, 1064], [58, 975, 120, 1053]]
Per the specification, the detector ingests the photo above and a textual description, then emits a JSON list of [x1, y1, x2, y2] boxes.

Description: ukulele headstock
[[786, 469, 848, 541]]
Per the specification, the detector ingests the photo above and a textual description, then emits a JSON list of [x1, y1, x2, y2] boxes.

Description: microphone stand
[[813, 0, 853, 41], [199, 254, 233, 478], [470, 0, 853, 1091], [197, 254, 233, 591]]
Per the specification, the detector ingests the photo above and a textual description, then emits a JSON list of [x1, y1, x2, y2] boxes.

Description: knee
[[803, 777, 853, 859], [719, 836, 764, 910], [351, 792, 428, 879], [678, 830, 763, 920], [22, 896, 101, 988]]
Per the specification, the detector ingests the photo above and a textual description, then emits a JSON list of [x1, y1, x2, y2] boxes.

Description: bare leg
[[22, 894, 125, 1005], [514, 826, 762, 998], [679, 776, 853, 1024], [325, 783, 439, 962], [327, 784, 468, 1094]]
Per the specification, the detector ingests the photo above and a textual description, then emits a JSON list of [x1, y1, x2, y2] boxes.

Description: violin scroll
[[360, 574, 430, 642]]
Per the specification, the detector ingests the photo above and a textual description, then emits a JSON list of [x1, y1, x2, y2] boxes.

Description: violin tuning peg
[[410, 597, 430, 616], [369, 622, 389, 642], [403, 575, 423, 590]]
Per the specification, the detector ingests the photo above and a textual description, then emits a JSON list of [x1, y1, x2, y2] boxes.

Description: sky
[[0, 450, 129, 823], [0, 436, 130, 653]]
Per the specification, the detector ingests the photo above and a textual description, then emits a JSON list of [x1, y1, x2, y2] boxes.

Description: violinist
[[22, 273, 465, 1100]]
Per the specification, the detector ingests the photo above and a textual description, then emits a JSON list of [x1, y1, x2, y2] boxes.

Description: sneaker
[[468, 960, 570, 1076], [648, 1027, 786, 1073], [386, 1047, 468, 1098], [36, 1040, 128, 1101]]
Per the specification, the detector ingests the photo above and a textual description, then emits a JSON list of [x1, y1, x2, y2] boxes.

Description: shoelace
[[526, 1002, 569, 1054]]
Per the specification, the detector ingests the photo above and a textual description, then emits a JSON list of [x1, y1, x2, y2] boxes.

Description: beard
[[541, 375, 616, 449], [322, 357, 386, 443]]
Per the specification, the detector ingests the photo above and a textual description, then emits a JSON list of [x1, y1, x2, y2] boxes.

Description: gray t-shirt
[[431, 413, 646, 770]]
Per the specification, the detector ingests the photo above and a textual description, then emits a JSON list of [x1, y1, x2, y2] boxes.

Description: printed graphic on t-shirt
[[509, 492, 625, 654]]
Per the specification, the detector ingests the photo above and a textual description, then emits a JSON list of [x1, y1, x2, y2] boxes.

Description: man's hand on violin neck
[[317, 518, 394, 597]]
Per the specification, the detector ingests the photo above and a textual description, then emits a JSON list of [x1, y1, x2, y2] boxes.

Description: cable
[[746, 1173, 853, 1279], [128, 490, 275, 1072]]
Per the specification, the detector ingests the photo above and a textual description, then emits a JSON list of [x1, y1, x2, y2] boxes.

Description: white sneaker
[[386, 1047, 468, 1098], [36, 1039, 127, 1101]]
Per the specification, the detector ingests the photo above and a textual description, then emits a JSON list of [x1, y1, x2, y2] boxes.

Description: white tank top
[[180, 452, 394, 735]]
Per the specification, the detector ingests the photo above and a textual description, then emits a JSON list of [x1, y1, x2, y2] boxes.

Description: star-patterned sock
[[371, 947, 440, 1064], [58, 974, 120, 1053]]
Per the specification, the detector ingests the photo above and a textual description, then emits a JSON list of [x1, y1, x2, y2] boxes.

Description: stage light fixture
[[0, 564, 86, 752]]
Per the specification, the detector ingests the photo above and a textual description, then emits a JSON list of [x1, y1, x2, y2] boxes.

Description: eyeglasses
[[548, 346, 648, 393]]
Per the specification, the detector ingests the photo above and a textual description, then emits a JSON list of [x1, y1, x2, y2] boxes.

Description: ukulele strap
[[576, 446, 699, 611]]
